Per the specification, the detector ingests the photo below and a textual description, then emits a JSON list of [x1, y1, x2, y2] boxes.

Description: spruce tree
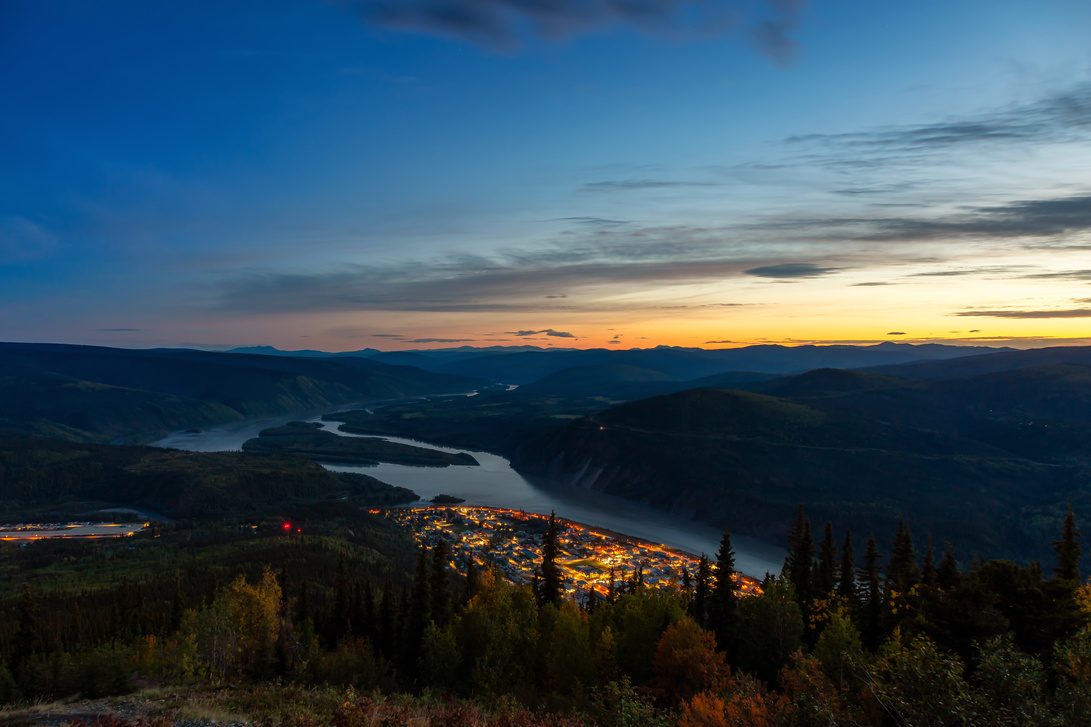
[[1053, 506, 1082, 582], [837, 529, 856, 601], [464, 558, 479, 604], [402, 550, 432, 679], [12, 583, 41, 672], [691, 555, 712, 629], [712, 529, 739, 652], [537, 510, 563, 607], [783, 505, 816, 605], [431, 539, 452, 628], [170, 570, 184, 632], [937, 546, 961, 590], [921, 539, 938, 589], [297, 578, 310, 625], [377, 581, 395, 661], [817, 522, 838, 596], [332, 552, 351, 645], [886, 520, 920, 596], [858, 536, 883, 651]]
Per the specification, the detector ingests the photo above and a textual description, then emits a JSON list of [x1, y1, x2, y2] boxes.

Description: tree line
[[3, 508, 1091, 726]]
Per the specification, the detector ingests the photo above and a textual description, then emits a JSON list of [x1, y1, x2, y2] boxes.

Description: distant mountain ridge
[[229, 341, 1013, 384], [0, 342, 487, 442]]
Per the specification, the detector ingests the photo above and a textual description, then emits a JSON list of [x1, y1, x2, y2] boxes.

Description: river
[[153, 410, 785, 577]]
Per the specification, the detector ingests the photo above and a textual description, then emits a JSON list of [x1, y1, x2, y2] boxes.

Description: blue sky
[[3, 0, 1091, 350]]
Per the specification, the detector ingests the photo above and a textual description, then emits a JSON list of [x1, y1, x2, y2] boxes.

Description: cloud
[[1021, 269, 1091, 281], [210, 189, 1090, 317], [507, 328, 576, 338], [324, 325, 376, 338], [404, 338, 475, 343], [790, 80, 1091, 154], [607, 340, 621, 344], [581, 180, 719, 193], [772, 194, 1091, 247], [852, 282, 893, 286], [886, 331, 906, 335], [705, 340, 733, 344], [96, 328, 142, 332], [371, 333, 406, 338], [953, 309, 1091, 319], [749, 0, 809, 67], [743, 262, 840, 279], [556, 217, 629, 226], [0, 216, 57, 263], [349, 0, 747, 52]]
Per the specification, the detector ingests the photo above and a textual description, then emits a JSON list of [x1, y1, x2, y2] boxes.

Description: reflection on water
[[155, 414, 784, 577]]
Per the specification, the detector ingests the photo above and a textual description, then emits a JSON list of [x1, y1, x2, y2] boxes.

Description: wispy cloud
[[405, 338, 475, 343], [743, 262, 840, 279], [0, 216, 57, 264], [507, 328, 577, 338], [581, 179, 719, 193], [789, 81, 1091, 155], [212, 188, 1091, 316], [749, 0, 809, 67], [349, 0, 753, 53], [953, 308, 1091, 319]]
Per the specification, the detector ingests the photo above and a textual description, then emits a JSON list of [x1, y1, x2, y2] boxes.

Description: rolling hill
[[512, 363, 1091, 565], [0, 342, 486, 442]]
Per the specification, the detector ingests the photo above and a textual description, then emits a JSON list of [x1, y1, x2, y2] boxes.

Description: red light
[[283, 523, 291, 530], [297, 528, 301, 533]]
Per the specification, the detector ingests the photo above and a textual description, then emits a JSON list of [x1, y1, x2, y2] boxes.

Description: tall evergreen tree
[[1053, 506, 1082, 582], [402, 550, 432, 679], [377, 580, 396, 661], [712, 530, 739, 652], [921, 538, 938, 589], [858, 535, 883, 651], [464, 558, 479, 604], [937, 546, 961, 591], [837, 529, 856, 601], [817, 522, 839, 596], [886, 520, 921, 596], [691, 555, 712, 629], [12, 583, 41, 671], [170, 570, 184, 632], [431, 539, 453, 628], [331, 552, 351, 645], [537, 510, 563, 607], [782, 505, 816, 605], [297, 577, 310, 625]]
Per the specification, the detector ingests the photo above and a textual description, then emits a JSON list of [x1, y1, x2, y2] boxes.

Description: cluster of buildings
[[0, 522, 147, 542], [384, 505, 761, 599]]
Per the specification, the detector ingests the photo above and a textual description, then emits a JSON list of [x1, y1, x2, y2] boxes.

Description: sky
[[2, 0, 1091, 352]]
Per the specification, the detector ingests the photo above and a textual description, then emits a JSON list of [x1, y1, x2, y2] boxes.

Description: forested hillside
[[0, 343, 485, 442], [514, 364, 1091, 566]]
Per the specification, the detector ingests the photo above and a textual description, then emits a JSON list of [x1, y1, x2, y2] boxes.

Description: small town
[[382, 505, 762, 599]]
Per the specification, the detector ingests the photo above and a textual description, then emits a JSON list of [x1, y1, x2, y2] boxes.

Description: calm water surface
[[154, 412, 785, 577]]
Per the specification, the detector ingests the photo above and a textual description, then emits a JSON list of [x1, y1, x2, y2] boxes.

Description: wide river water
[[154, 406, 785, 577]]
